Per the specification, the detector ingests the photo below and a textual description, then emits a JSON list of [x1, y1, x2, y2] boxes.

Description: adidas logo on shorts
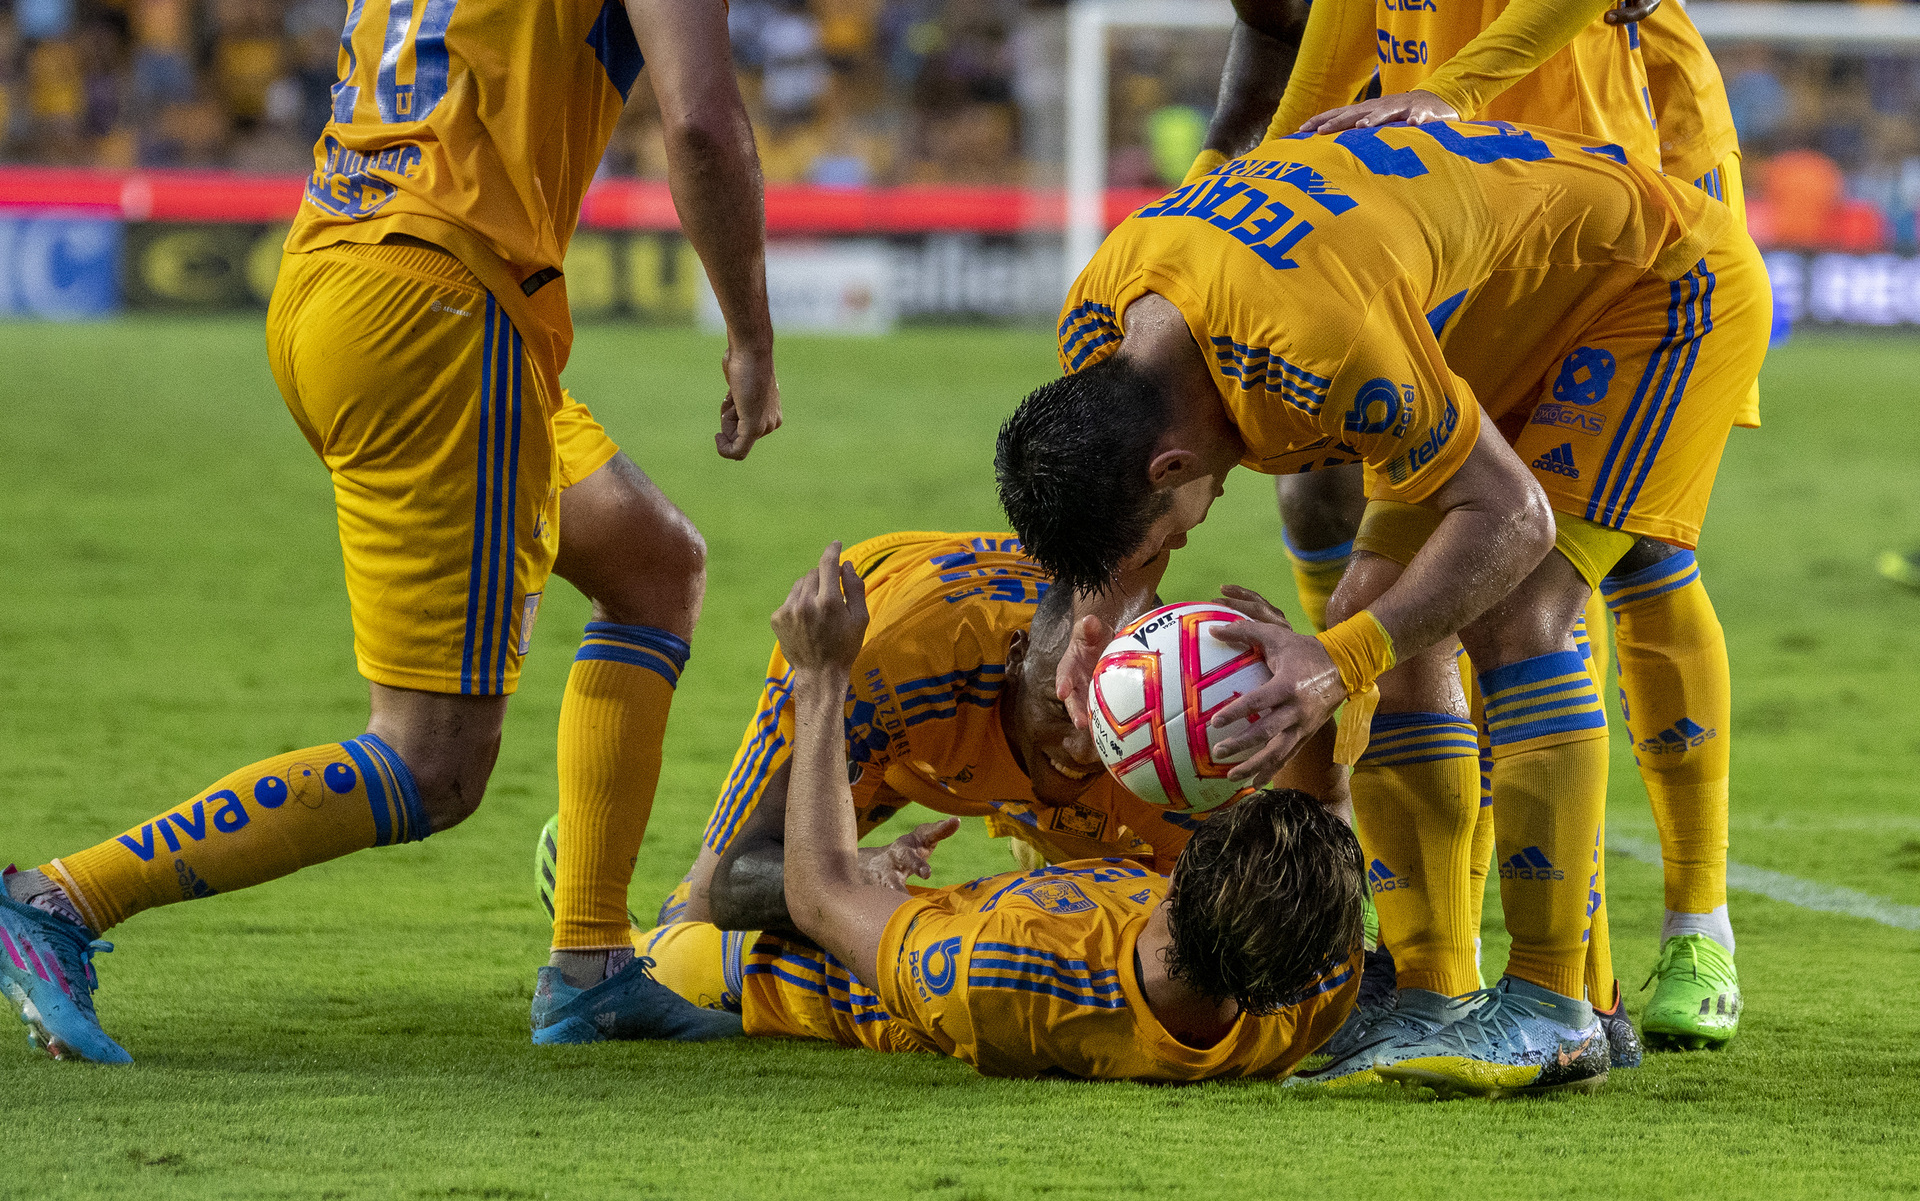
[[1532, 442, 1580, 478]]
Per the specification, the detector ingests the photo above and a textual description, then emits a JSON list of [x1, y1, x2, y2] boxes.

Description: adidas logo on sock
[[1531, 442, 1580, 478], [1368, 859, 1410, 893], [1500, 846, 1565, 881], [1636, 716, 1718, 755]]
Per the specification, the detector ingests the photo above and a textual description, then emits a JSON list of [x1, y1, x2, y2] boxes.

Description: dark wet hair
[[995, 357, 1173, 594], [1163, 788, 1366, 1015]]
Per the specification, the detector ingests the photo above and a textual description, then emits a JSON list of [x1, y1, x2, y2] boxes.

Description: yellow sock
[[635, 921, 750, 1011], [552, 623, 687, 951], [1283, 531, 1352, 632], [1603, 552, 1731, 917], [1482, 651, 1609, 1001], [1574, 598, 1616, 1008], [1351, 712, 1482, 996], [47, 736, 426, 933]]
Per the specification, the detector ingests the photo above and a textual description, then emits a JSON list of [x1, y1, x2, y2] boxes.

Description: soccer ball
[[1087, 602, 1272, 812]]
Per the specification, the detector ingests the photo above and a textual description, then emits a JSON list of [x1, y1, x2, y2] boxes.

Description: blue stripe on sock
[[1602, 549, 1699, 611], [1282, 530, 1354, 564], [1480, 653, 1605, 747], [358, 732, 428, 843], [1479, 651, 1589, 697], [576, 625, 691, 675], [340, 737, 393, 847]]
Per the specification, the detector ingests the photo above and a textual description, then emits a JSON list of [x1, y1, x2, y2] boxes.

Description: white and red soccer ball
[[1088, 602, 1272, 812]]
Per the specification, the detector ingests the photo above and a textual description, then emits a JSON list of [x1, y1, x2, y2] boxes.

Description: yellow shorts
[[265, 241, 620, 695], [640, 918, 932, 1052], [1693, 152, 1761, 430], [1502, 228, 1769, 550], [1355, 502, 1636, 592]]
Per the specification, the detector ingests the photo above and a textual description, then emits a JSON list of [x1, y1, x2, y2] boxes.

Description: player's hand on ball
[[1204, 600, 1347, 784], [717, 340, 781, 460], [1605, 0, 1661, 25], [859, 819, 962, 893], [1299, 89, 1458, 134], [772, 541, 869, 671], [1057, 612, 1114, 731]]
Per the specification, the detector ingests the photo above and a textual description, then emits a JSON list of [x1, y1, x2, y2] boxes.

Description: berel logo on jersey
[[914, 936, 962, 997], [1343, 378, 1416, 437], [1532, 443, 1581, 478]]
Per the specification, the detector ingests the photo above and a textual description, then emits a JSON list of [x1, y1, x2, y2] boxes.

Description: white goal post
[[1062, 0, 1920, 293]]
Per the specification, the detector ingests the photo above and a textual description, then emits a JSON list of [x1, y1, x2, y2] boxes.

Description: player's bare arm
[[773, 543, 960, 989], [1301, 0, 1633, 134], [630, 0, 781, 460], [707, 771, 942, 934], [1201, 0, 1310, 160], [1207, 420, 1555, 780]]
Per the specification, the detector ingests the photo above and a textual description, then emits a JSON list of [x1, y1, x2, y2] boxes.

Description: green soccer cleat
[[1640, 933, 1741, 1051], [1880, 550, 1920, 592], [1376, 977, 1609, 1100], [535, 815, 641, 930]]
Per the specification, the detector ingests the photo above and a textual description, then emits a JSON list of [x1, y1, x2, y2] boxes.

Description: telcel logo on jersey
[[1385, 394, 1458, 485], [305, 136, 423, 219]]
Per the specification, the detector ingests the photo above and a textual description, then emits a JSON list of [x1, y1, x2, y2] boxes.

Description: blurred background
[[0, 0, 1917, 327]]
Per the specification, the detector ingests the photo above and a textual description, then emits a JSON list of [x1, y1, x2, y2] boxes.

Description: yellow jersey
[[1061, 121, 1725, 501], [1273, 0, 1659, 169], [743, 862, 1360, 1081], [285, 0, 642, 385], [1637, 1, 1739, 182], [705, 531, 1209, 872]]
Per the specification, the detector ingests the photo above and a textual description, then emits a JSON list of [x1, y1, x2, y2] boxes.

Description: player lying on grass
[[536, 543, 1364, 1080], [1225, 0, 1749, 1057], [607, 531, 1205, 939], [1, 0, 778, 1063], [997, 119, 1767, 1096]]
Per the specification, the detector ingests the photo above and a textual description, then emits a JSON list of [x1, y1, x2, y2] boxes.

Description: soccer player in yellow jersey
[[0, 0, 780, 1062], [662, 531, 1213, 939], [997, 119, 1767, 1096], [1232, 0, 1753, 1054], [576, 544, 1364, 1082]]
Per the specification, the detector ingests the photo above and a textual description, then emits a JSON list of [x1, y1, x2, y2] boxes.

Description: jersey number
[[331, 0, 459, 124], [1332, 121, 1554, 180]]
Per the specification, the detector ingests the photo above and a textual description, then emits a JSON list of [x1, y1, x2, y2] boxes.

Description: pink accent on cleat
[[0, 928, 25, 972]]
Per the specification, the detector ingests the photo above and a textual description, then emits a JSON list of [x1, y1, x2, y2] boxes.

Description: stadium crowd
[[0, 0, 1916, 250]]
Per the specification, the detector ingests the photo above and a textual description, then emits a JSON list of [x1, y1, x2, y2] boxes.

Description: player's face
[[1004, 630, 1104, 806], [1124, 473, 1224, 572]]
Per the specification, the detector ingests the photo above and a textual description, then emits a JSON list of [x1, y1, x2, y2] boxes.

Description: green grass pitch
[[2, 319, 1918, 1198]]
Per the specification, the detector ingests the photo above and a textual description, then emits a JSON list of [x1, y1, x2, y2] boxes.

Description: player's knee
[[592, 508, 707, 628], [394, 740, 499, 833]]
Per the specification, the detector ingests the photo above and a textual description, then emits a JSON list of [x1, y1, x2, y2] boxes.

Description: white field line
[[1609, 834, 1920, 931]]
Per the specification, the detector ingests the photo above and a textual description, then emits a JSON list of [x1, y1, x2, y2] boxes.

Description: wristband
[[1313, 610, 1396, 696], [1315, 611, 1397, 766]]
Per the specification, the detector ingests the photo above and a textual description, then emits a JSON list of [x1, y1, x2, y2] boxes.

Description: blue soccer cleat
[[531, 957, 743, 1045], [1594, 981, 1643, 1069], [1288, 987, 1468, 1088], [0, 886, 132, 1065], [1376, 976, 1609, 1099]]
